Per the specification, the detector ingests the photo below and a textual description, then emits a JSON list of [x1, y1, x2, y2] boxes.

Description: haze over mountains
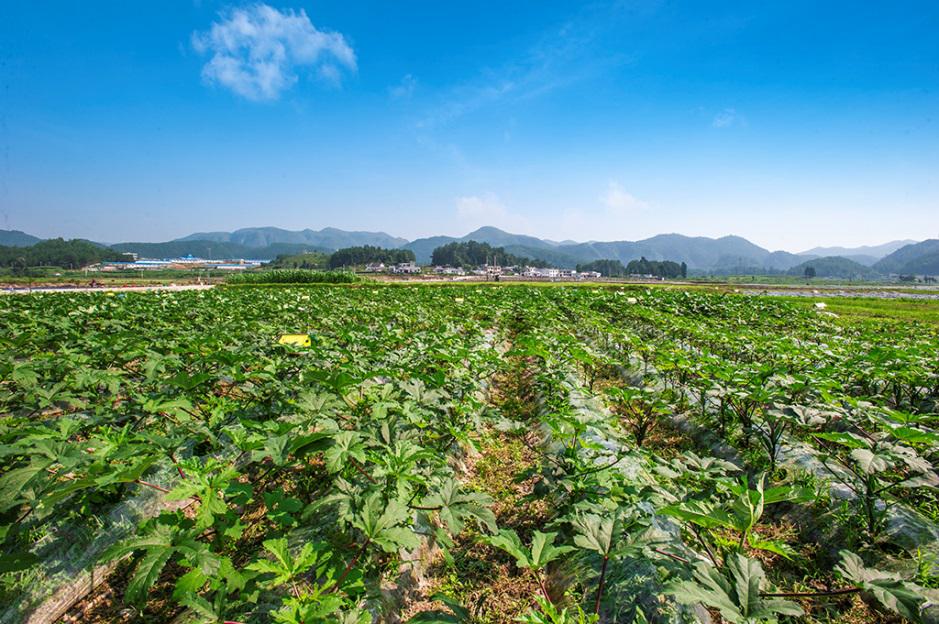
[[0, 230, 42, 247], [797, 241, 916, 267], [175, 227, 408, 251], [2, 226, 936, 276]]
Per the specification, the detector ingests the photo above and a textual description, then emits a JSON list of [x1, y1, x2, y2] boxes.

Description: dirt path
[[1, 284, 216, 295]]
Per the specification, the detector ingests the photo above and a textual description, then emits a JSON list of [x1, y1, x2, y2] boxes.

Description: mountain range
[[797, 240, 916, 267], [175, 227, 408, 250], [3, 226, 936, 276], [0, 230, 42, 247]]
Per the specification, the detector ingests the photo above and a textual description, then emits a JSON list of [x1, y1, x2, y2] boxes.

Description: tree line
[[0, 239, 129, 271], [268, 252, 330, 270], [625, 257, 687, 278], [270, 246, 416, 270], [431, 241, 549, 268], [576, 259, 627, 277], [576, 257, 687, 278], [327, 245, 415, 269]]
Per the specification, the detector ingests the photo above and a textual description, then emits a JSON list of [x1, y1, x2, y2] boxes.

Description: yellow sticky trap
[[278, 334, 311, 347]]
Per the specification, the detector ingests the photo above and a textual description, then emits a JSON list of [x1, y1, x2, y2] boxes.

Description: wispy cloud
[[418, 4, 630, 128], [192, 4, 356, 101], [456, 193, 531, 232], [601, 181, 647, 214], [712, 107, 742, 128], [552, 182, 649, 240], [389, 74, 417, 99]]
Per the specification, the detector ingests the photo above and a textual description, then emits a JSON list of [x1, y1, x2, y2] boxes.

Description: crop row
[[1, 285, 937, 623]]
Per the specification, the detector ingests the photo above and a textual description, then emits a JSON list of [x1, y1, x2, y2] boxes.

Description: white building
[[433, 266, 466, 275], [522, 267, 561, 279], [392, 261, 422, 274]]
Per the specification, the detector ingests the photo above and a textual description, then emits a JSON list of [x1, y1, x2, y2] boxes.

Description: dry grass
[[408, 430, 549, 623], [403, 356, 554, 623], [62, 557, 185, 624]]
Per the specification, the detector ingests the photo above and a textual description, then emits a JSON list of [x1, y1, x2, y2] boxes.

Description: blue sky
[[2, 1, 938, 251]]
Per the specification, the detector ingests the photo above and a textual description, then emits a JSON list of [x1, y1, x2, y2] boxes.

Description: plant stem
[[135, 479, 170, 493], [534, 570, 552, 605], [169, 451, 186, 479], [692, 527, 721, 568], [594, 555, 609, 615], [653, 548, 690, 564], [334, 538, 370, 589], [351, 459, 377, 484], [761, 587, 860, 598]]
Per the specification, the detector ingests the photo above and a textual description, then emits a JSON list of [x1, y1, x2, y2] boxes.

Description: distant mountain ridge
[[799, 240, 914, 259], [404, 229, 807, 271], [112, 240, 330, 261], [787, 256, 880, 279], [175, 227, 407, 250], [4, 227, 936, 275], [0, 229, 41, 247], [796, 240, 915, 267], [874, 240, 939, 275]]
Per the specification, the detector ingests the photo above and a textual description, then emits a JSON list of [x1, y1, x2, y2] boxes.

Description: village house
[[391, 261, 422, 274]]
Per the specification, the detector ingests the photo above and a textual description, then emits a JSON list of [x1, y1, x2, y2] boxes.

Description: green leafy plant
[[484, 529, 575, 603], [569, 510, 650, 615], [102, 518, 216, 605], [661, 474, 811, 563], [834, 550, 928, 621], [516, 596, 599, 624], [667, 553, 803, 623], [815, 431, 939, 538], [606, 385, 671, 448], [405, 593, 470, 624]]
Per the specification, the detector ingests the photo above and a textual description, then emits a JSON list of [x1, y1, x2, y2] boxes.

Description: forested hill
[[4, 227, 933, 275], [874, 240, 939, 275], [786, 256, 880, 279], [430, 241, 549, 268], [0, 239, 128, 269]]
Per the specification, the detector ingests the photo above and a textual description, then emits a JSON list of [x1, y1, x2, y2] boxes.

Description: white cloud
[[192, 4, 356, 101], [455, 193, 531, 232], [457, 194, 508, 222], [601, 181, 646, 214], [390, 74, 416, 99], [417, 5, 630, 129], [712, 108, 739, 128]]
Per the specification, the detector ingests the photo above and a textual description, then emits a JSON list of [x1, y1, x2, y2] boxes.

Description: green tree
[[625, 257, 684, 278], [576, 259, 626, 277], [430, 241, 548, 268], [327, 245, 414, 269], [0, 238, 129, 269]]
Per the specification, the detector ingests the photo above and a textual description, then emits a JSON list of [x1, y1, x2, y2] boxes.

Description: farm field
[[1, 285, 938, 624]]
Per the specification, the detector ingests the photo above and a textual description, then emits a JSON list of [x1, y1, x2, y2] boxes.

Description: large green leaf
[[835, 551, 926, 621], [484, 529, 531, 568], [667, 555, 802, 623], [406, 593, 470, 623], [530, 531, 575, 570], [420, 478, 496, 535], [352, 493, 420, 553], [571, 513, 614, 556], [126, 547, 174, 604], [325, 431, 367, 474]]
